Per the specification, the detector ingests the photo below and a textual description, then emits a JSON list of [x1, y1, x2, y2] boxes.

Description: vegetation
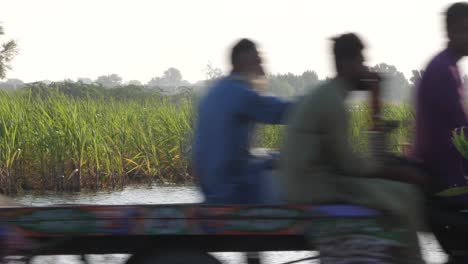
[[430, 129, 468, 197], [0, 25, 18, 80], [0, 41, 425, 194], [0, 83, 195, 194], [256, 103, 414, 154], [0, 81, 417, 194], [453, 127, 468, 160]]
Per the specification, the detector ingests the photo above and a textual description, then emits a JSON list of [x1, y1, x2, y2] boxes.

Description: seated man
[[279, 33, 425, 263], [193, 38, 290, 205], [412, 3, 468, 263]]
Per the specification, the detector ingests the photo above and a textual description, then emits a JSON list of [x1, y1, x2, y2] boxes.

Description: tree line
[[2, 63, 468, 103], [2, 23, 468, 102]]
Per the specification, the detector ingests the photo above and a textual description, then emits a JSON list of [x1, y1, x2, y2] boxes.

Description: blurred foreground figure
[[279, 33, 425, 263], [412, 2, 468, 263], [193, 39, 290, 204]]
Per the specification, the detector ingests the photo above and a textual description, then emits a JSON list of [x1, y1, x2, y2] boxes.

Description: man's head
[[446, 2, 468, 56], [333, 33, 374, 90], [230, 38, 263, 77]]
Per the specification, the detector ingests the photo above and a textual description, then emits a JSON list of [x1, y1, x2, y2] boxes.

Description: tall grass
[[256, 103, 414, 153], [0, 89, 194, 193], [0, 87, 414, 194], [348, 103, 414, 153]]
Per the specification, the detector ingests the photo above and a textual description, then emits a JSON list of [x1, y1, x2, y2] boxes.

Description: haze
[[0, 0, 466, 83]]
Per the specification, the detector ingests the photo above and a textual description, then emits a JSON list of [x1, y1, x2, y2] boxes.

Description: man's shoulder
[[208, 77, 251, 95], [424, 50, 453, 76], [417, 50, 457, 90], [203, 77, 242, 99], [200, 77, 252, 111]]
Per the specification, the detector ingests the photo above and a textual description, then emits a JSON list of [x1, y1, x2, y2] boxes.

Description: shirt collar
[[228, 73, 250, 84]]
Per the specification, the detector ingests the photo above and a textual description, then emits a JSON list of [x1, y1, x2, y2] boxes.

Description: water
[[13, 186, 447, 264]]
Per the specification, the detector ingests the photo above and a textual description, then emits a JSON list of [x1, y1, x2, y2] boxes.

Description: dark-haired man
[[279, 33, 425, 263], [193, 39, 290, 205], [413, 2, 468, 263]]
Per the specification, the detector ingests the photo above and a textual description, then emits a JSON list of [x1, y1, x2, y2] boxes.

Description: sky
[[0, 0, 467, 84]]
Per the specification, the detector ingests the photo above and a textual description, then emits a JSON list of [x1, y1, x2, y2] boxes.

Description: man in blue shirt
[[193, 39, 290, 204]]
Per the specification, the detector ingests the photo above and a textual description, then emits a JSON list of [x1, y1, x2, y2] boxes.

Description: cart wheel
[[126, 251, 222, 264]]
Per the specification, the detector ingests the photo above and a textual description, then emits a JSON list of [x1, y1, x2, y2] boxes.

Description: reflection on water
[[13, 186, 447, 264], [16, 185, 203, 206]]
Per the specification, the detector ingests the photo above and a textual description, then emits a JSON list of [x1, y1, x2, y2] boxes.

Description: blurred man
[[279, 33, 425, 263], [193, 38, 290, 205], [413, 2, 468, 263]]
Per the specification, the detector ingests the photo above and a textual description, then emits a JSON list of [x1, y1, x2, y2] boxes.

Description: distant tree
[[1, 78, 24, 89], [203, 62, 223, 81], [200, 62, 224, 89], [0, 25, 18, 80], [371, 63, 410, 102], [110, 85, 147, 99], [127, 80, 142, 86], [147, 67, 190, 92], [409, 70, 425, 86], [29, 81, 106, 99], [95, 74, 122, 88], [77, 77, 93, 84], [162, 67, 182, 87], [266, 70, 320, 97], [281, 73, 303, 93], [301, 70, 320, 91], [146, 77, 163, 88], [268, 77, 295, 97]]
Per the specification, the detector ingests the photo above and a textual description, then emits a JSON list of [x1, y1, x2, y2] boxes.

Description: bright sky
[[1, 0, 467, 83]]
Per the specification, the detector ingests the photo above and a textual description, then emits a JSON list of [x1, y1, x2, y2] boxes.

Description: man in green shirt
[[279, 33, 425, 263]]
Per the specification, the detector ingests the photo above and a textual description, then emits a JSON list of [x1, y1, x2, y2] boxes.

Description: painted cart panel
[[0, 204, 409, 261], [0, 204, 381, 237]]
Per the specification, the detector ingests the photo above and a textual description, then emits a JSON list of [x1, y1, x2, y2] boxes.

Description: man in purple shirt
[[415, 2, 468, 203], [413, 2, 468, 263]]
